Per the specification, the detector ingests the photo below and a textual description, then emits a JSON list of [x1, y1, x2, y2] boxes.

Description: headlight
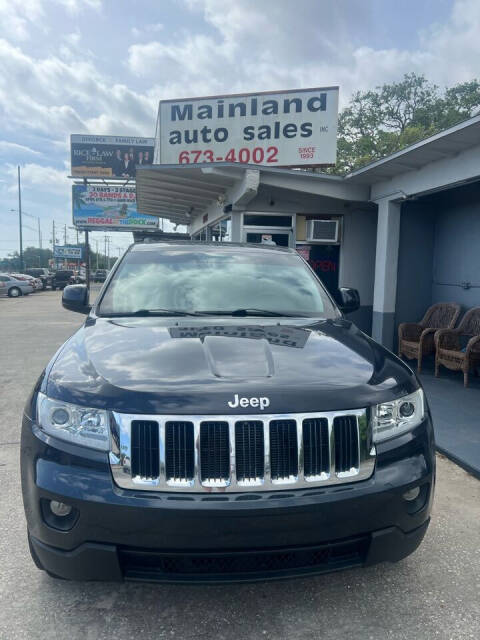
[[372, 388, 425, 443], [37, 392, 110, 451]]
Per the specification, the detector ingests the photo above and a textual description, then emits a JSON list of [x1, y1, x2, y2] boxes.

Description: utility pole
[[52, 220, 55, 268], [64, 224, 67, 245], [18, 166, 23, 271], [38, 217, 42, 249]]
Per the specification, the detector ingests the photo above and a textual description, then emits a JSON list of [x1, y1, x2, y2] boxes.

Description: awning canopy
[[135, 165, 243, 225], [136, 163, 368, 225]]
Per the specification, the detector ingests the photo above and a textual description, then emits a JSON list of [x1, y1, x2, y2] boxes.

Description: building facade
[[136, 115, 480, 350]]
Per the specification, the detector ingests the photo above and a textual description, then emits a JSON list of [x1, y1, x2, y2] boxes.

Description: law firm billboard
[[72, 184, 159, 231], [157, 87, 339, 167], [70, 135, 155, 178]]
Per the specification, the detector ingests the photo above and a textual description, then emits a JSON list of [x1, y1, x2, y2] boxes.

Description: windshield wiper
[[198, 308, 299, 317], [101, 308, 204, 317]]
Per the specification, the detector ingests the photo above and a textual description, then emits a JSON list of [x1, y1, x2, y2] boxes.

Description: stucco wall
[[339, 208, 377, 333], [395, 201, 436, 328]]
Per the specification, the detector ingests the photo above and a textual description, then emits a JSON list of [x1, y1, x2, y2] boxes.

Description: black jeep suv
[[21, 243, 435, 582]]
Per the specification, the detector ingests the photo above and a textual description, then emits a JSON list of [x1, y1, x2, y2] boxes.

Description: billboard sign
[[70, 135, 155, 178], [54, 245, 83, 259], [157, 87, 339, 167], [72, 184, 159, 230]]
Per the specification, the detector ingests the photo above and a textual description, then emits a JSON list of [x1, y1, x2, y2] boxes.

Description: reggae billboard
[[72, 184, 159, 230]]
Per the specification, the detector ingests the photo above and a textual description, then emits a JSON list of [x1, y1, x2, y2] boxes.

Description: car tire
[[8, 287, 22, 297]]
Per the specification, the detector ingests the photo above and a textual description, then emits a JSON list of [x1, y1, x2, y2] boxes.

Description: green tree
[[23, 247, 53, 268], [0, 247, 54, 270], [334, 74, 480, 174]]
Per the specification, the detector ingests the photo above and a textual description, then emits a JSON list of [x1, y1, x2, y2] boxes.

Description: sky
[[1, 0, 479, 259]]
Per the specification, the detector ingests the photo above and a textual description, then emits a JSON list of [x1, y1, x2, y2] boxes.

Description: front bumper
[[21, 413, 435, 582]]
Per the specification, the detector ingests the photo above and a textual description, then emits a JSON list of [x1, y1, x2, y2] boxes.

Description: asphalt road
[[1, 289, 479, 640]]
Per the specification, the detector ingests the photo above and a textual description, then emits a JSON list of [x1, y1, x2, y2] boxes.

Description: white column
[[372, 198, 401, 349]]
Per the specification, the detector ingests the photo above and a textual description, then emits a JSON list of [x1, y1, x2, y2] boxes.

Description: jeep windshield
[[97, 246, 340, 319]]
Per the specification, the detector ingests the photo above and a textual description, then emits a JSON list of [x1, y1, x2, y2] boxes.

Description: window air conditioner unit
[[306, 219, 340, 243]]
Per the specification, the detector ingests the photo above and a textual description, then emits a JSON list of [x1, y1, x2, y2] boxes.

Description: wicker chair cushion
[[402, 340, 421, 350]]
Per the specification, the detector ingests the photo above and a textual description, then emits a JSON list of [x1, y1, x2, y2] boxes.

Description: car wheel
[[8, 286, 22, 297]]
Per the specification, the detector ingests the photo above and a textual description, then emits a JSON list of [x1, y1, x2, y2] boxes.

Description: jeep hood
[[45, 317, 417, 414]]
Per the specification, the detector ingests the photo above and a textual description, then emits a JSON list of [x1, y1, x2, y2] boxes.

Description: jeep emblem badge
[[227, 394, 270, 410]]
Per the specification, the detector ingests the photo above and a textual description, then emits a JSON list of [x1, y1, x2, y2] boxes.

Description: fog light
[[403, 487, 420, 502], [50, 500, 72, 517]]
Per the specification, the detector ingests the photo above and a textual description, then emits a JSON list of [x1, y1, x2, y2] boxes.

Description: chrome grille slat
[[110, 410, 375, 493], [235, 421, 264, 485], [270, 420, 298, 483], [130, 420, 159, 480], [165, 421, 194, 483], [200, 421, 230, 486], [333, 415, 360, 476], [303, 418, 329, 479]]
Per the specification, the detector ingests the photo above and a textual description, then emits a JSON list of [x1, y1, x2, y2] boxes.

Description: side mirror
[[62, 284, 91, 315], [338, 287, 360, 314]]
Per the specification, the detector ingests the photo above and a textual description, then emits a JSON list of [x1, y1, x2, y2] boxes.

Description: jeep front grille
[[110, 409, 375, 493]]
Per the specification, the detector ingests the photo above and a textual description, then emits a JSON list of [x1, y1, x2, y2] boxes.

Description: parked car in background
[[12, 273, 42, 292], [93, 269, 107, 283], [24, 268, 53, 290], [0, 273, 34, 297], [51, 270, 74, 290]]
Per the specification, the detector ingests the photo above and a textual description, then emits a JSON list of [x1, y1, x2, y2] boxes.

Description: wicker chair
[[435, 307, 480, 387], [398, 303, 461, 372]]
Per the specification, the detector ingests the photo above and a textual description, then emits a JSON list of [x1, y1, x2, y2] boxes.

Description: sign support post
[[85, 230, 90, 296]]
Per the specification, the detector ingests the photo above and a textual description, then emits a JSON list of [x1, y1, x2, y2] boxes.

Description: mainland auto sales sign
[[157, 87, 339, 167]]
